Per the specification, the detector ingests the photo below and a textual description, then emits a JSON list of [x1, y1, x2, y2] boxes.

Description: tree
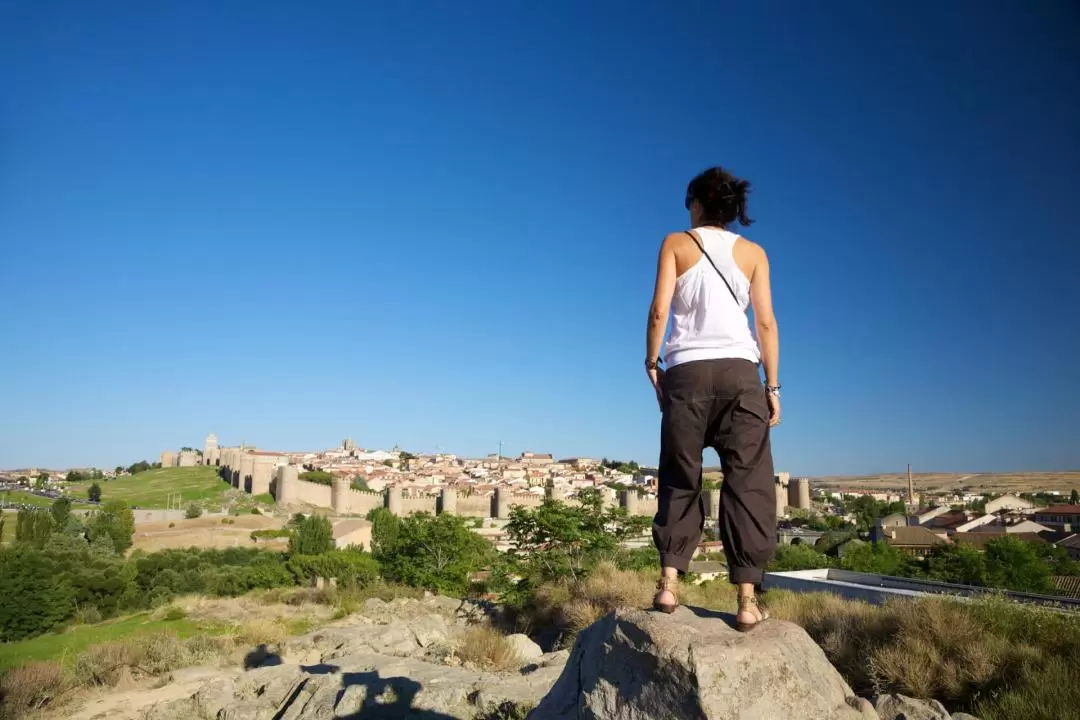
[[0, 545, 76, 641], [351, 476, 370, 491], [14, 509, 54, 548], [66, 470, 85, 483], [35, 472, 49, 486], [88, 500, 135, 554], [984, 536, 1053, 593], [371, 511, 493, 594], [88, 482, 102, 502], [127, 461, 151, 475], [50, 496, 72, 527], [504, 489, 651, 583], [289, 515, 334, 555], [923, 543, 988, 586], [114, 466, 124, 476], [16, 475, 28, 485], [1071, 489, 1079, 505], [185, 503, 203, 519], [769, 543, 833, 571], [841, 540, 920, 577]]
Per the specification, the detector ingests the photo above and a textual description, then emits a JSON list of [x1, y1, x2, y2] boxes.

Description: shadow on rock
[[333, 671, 459, 719], [243, 643, 281, 669]]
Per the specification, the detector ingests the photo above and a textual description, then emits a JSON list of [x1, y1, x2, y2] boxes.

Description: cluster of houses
[[857, 495, 1080, 595], [254, 439, 653, 501]]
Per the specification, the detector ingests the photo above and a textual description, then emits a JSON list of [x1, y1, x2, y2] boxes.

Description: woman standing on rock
[[645, 166, 780, 631]]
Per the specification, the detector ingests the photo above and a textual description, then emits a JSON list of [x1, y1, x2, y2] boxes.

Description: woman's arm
[[646, 235, 679, 407], [749, 245, 781, 425]]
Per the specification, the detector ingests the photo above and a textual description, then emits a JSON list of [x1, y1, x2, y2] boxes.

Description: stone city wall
[[290, 478, 333, 508], [454, 495, 492, 517], [340, 488, 384, 516], [398, 494, 438, 516]]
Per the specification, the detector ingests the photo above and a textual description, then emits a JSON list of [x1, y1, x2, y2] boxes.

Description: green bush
[[0, 545, 75, 641], [372, 510, 494, 595], [769, 543, 833, 572], [287, 549, 380, 588], [289, 515, 334, 556], [185, 504, 202, 520], [250, 528, 292, 542]]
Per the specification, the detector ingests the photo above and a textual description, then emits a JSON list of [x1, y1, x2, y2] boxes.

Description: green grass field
[[69, 467, 231, 508], [0, 510, 13, 543], [0, 490, 56, 509], [0, 613, 213, 671]]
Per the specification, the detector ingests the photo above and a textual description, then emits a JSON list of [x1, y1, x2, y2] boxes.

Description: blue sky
[[2, 1, 1078, 474]]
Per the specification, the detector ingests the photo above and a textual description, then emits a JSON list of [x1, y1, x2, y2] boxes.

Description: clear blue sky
[[2, 1, 1078, 474]]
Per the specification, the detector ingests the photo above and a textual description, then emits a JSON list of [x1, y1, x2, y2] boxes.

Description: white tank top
[[663, 227, 761, 368]]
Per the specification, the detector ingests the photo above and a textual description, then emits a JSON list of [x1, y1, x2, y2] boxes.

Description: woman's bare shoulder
[[734, 234, 768, 260]]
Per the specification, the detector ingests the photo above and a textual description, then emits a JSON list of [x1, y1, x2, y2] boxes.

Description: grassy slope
[[0, 490, 55, 509], [0, 613, 211, 671], [69, 467, 229, 508]]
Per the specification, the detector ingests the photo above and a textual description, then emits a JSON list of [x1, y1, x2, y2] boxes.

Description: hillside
[[812, 471, 1080, 495], [66, 467, 230, 508]]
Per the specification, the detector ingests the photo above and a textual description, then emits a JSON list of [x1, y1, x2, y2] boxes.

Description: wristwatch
[[644, 358, 663, 371], [765, 384, 781, 397]]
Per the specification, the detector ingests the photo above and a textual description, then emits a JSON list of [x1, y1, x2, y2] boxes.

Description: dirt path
[[62, 667, 241, 720]]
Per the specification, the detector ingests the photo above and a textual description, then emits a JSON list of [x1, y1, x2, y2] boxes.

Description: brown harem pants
[[652, 358, 776, 584]]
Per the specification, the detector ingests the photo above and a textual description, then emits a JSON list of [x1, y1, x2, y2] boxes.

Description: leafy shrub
[[769, 543, 833, 571], [185, 504, 202, 520], [371, 510, 494, 594], [250, 528, 291, 542], [287, 549, 380, 588], [289, 515, 334, 556], [0, 545, 75, 641]]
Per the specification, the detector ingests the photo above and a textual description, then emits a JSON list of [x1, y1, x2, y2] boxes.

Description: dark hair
[[685, 167, 753, 228]]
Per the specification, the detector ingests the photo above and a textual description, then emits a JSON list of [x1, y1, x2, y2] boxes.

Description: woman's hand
[[767, 391, 781, 427], [648, 367, 665, 411]]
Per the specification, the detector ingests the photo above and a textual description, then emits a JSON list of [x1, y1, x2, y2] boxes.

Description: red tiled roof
[[1036, 505, 1080, 516]]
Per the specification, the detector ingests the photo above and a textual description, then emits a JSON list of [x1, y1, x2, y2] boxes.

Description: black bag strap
[[685, 230, 744, 312]]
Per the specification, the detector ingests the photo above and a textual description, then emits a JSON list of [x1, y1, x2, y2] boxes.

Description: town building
[[1033, 505, 1080, 531]]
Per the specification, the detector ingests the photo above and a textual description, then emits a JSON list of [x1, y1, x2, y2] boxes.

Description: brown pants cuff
[[660, 553, 693, 573], [728, 566, 764, 585]]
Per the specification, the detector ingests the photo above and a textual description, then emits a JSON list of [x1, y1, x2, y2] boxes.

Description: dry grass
[[762, 590, 1080, 720], [518, 563, 736, 645], [71, 631, 231, 689], [455, 626, 521, 672], [517, 566, 1080, 720], [0, 661, 72, 718], [521, 563, 654, 640]]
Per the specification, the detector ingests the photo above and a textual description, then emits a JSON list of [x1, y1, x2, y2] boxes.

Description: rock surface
[[505, 633, 544, 662], [529, 606, 877, 720], [875, 693, 971, 720], [63, 594, 977, 720]]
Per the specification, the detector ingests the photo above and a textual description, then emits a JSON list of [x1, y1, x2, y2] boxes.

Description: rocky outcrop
[[874, 694, 980, 720], [145, 656, 563, 719], [63, 595, 982, 720], [68, 594, 558, 720], [529, 606, 879, 720]]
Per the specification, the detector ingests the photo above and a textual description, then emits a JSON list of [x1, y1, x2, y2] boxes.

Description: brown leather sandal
[[653, 577, 679, 614], [735, 594, 770, 632]]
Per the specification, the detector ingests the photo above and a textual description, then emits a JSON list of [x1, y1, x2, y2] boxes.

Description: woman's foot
[[735, 593, 770, 632], [653, 576, 679, 614]]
